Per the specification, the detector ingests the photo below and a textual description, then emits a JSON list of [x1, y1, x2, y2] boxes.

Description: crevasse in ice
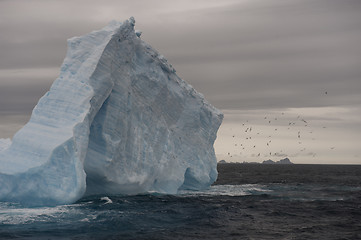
[[0, 17, 223, 206]]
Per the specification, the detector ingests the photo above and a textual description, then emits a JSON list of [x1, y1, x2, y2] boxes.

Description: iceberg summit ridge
[[0, 17, 223, 206]]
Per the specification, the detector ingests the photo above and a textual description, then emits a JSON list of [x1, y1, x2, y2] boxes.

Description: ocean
[[1, 164, 361, 239]]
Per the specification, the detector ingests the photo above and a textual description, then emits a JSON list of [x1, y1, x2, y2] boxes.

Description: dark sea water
[[1, 164, 361, 240]]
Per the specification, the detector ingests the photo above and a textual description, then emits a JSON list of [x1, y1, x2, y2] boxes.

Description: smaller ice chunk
[[100, 197, 113, 204]]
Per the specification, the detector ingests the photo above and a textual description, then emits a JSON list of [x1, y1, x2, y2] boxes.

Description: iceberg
[[0, 17, 223, 206]]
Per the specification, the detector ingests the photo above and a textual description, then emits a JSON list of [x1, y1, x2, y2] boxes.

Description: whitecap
[[178, 184, 272, 197]]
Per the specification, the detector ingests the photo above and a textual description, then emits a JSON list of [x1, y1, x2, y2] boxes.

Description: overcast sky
[[0, 0, 360, 163]]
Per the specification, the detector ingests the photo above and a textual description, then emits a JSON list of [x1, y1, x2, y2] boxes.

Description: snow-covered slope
[[0, 18, 223, 206]]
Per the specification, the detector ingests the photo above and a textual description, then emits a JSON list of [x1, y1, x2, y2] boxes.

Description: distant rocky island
[[218, 158, 294, 165], [262, 158, 293, 165]]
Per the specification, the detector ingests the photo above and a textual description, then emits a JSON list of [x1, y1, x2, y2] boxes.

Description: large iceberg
[[0, 18, 223, 206]]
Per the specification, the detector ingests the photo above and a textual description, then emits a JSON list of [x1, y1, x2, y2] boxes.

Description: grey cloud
[[0, 68, 56, 113], [0, 0, 361, 113], [141, 0, 361, 110], [0, 113, 30, 138], [0, 81, 51, 113]]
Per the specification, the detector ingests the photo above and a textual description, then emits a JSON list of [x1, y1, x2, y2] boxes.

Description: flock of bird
[[227, 115, 316, 160], [226, 111, 335, 161], [223, 91, 336, 161]]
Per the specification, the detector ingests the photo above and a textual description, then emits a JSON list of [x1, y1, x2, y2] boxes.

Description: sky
[[0, 0, 360, 164]]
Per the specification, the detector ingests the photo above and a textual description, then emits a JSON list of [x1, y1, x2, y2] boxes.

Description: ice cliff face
[[0, 18, 223, 206]]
